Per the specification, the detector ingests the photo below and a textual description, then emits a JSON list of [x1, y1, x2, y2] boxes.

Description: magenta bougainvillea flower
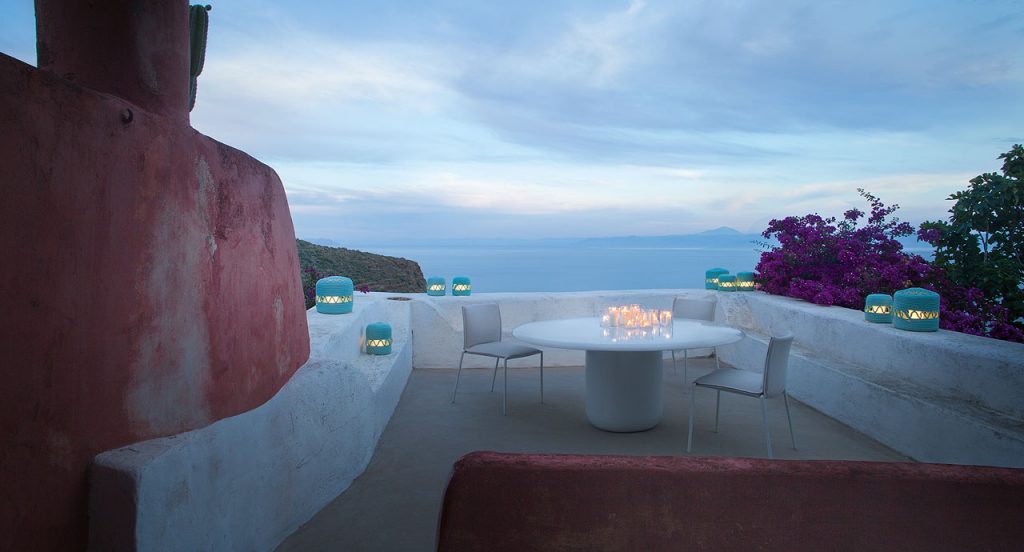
[[756, 190, 1022, 342]]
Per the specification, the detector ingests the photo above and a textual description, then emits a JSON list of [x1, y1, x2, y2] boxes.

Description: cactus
[[189, 4, 212, 111]]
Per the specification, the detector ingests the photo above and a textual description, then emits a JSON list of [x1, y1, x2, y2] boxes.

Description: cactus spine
[[189, 4, 212, 111]]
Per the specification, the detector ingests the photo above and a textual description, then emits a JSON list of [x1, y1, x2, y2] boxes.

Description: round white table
[[512, 317, 743, 432]]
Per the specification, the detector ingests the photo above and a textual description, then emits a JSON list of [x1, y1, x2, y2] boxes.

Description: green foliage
[[188, 5, 211, 112], [295, 240, 426, 309], [919, 145, 1024, 333]]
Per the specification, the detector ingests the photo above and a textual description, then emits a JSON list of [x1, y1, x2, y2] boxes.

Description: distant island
[[305, 225, 928, 252], [577, 227, 762, 249]]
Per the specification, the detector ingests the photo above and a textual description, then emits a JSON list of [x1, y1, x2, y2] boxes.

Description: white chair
[[670, 296, 719, 382], [451, 303, 544, 415], [687, 334, 796, 459]]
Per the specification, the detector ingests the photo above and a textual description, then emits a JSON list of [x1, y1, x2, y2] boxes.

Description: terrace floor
[[277, 359, 909, 551]]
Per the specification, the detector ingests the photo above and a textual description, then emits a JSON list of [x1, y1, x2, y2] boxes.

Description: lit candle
[[902, 309, 936, 320]]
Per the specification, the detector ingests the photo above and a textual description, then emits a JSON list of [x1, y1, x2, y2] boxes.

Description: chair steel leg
[[452, 352, 466, 403], [687, 384, 696, 453], [760, 395, 773, 459], [714, 390, 720, 432], [490, 358, 499, 391], [539, 352, 544, 404], [671, 350, 677, 374], [714, 347, 720, 370], [784, 392, 797, 450], [503, 358, 508, 415], [683, 349, 689, 383]]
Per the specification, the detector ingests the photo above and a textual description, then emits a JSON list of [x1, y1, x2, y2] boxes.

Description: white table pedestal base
[[585, 350, 663, 432]]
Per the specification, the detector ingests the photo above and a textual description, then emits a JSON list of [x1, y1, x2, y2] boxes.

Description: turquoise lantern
[[864, 294, 893, 324], [736, 272, 756, 291], [426, 277, 446, 296], [365, 322, 392, 355], [315, 276, 354, 314], [893, 288, 940, 331], [705, 268, 729, 290], [717, 274, 737, 292], [452, 276, 472, 296]]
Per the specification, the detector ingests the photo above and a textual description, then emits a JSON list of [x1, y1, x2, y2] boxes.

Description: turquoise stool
[[736, 271, 756, 291], [427, 277, 446, 296], [452, 276, 472, 296], [705, 268, 729, 290], [316, 276, 353, 314], [864, 294, 893, 323], [717, 274, 737, 292], [365, 322, 392, 355], [893, 288, 940, 331]]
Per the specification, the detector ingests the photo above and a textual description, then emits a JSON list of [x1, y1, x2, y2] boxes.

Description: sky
[[2, 1, 1022, 243]]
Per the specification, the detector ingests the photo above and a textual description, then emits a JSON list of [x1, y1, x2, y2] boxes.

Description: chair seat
[[694, 368, 763, 397], [466, 341, 541, 360]]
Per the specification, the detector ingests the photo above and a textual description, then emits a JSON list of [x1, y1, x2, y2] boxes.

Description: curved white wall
[[89, 296, 413, 551]]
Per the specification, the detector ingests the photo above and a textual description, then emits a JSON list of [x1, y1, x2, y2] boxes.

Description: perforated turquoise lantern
[[452, 276, 472, 296], [864, 294, 893, 324], [717, 274, 738, 292], [426, 277, 446, 296], [705, 268, 729, 290], [365, 322, 392, 355], [736, 272, 756, 291], [315, 276, 353, 314], [893, 288, 939, 332]]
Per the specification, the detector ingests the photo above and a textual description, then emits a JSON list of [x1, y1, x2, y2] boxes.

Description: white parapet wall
[[709, 292, 1024, 468], [89, 295, 413, 551], [409, 289, 1022, 467], [410, 289, 691, 369], [90, 289, 1024, 551]]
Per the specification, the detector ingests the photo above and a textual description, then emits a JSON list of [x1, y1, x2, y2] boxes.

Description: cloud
[[277, 160, 715, 218], [5, 0, 1014, 241], [201, 32, 458, 112]]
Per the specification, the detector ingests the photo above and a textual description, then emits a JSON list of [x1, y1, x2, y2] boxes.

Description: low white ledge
[[89, 295, 413, 551], [710, 292, 1024, 468]]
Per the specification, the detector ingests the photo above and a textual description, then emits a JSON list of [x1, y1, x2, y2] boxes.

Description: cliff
[[296, 240, 426, 295]]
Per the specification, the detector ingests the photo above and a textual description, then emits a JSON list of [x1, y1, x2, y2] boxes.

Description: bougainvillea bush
[[755, 189, 1023, 342]]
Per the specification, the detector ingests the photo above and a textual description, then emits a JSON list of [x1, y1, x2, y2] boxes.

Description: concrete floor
[[277, 360, 909, 551]]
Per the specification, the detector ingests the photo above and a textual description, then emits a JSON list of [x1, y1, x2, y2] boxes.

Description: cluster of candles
[[602, 325, 673, 341], [600, 305, 673, 341], [600, 305, 673, 329]]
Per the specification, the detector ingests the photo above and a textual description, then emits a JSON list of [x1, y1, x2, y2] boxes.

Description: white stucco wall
[[89, 289, 1024, 551], [407, 289, 1023, 467], [410, 289, 697, 369], [89, 295, 413, 551]]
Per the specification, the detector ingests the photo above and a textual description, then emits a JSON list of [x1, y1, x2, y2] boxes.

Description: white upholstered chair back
[[672, 296, 717, 323], [762, 334, 794, 397], [462, 303, 502, 349]]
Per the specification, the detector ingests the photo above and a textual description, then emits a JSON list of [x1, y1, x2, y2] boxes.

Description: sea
[[356, 244, 765, 293], [326, 229, 934, 293]]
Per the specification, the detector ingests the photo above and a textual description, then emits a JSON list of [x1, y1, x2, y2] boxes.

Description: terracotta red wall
[[0, 6, 310, 548]]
